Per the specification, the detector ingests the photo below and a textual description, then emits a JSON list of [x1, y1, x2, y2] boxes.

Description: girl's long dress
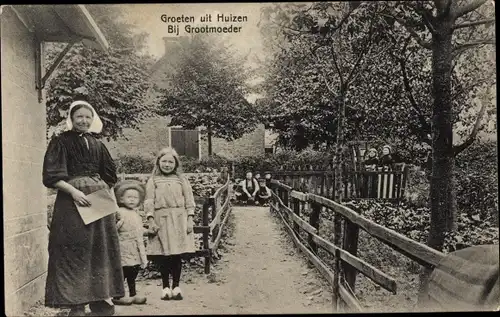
[[43, 130, 125, 308], [144, 174, 196, 256]]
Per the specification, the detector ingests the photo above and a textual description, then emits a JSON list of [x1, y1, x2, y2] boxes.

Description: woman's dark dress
[[43, 130, 125, 308]]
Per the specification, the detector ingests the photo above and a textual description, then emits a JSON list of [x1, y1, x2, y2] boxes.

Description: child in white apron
[[144, 147, 196, 300]]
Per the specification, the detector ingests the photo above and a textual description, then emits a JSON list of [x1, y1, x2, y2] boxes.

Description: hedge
[[115, 149, 335, 176]]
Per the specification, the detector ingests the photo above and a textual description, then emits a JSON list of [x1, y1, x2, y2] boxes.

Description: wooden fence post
[[202, 201, 210, 274], [210, 197, 217, 243], [283, 189, 289, 209], [342, 203, 360, 296], [332, 209, 342, 311], [292, 197, 300, 235], [308, 202, 321, 254]]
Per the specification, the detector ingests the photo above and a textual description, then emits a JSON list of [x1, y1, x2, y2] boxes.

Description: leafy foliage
[[114, 149, 333, 176], [115, 154, 231, 174], [455, 141, 498, 223], [155, 34, 259, 153], [343, 199, 499, 254], [258, 2, 391, 151], [45, 5, 155, 140], [257, 1, 496, 162]]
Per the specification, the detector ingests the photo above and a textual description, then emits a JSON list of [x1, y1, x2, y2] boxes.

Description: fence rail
[[246, 165, 409, 202], [270, 179, 445, 312], [197, 175, 232, 274]]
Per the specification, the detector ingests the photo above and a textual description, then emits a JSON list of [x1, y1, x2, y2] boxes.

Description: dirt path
[[116, 206, 333, 315]]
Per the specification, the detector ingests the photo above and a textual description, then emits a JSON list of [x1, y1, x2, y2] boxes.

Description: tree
[[155, 34, 258, 156], [258, 2, 495, 160], [45, 4, 155, 140], [259, 0, 496, 306], [377, 0, 495, 301]]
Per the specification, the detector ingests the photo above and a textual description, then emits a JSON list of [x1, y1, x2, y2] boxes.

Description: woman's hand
[[71, 189, 91, 207], [186, 216, 194, 234]]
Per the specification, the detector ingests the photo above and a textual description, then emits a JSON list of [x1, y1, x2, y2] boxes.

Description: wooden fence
[[251, 165, 409, 201], [270, 179, 445, 312], [119, 172, 232, 274]]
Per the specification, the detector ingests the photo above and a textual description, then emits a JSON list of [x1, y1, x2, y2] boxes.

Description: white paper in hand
[[75, 188, 118, 225]]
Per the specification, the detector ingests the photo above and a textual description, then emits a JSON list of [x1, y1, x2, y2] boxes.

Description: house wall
[[199, 124, 266, 159], [2, 7, 49, 316], [103, 116, 171, 161], [105, 37, 266, 163], [104, 118, 266, 161]]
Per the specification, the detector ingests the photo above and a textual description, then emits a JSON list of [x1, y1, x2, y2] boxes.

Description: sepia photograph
[[1, 2, 498, 316]]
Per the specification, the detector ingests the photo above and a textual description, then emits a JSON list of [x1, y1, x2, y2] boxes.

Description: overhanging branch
[[453, 38, 496, 55], [345, 12, 375, 85], [310, 46, 337, 97], [453, 18, 496, 30], [453, 102, 487, 156], [451, 0, 490, 19], [329, 45, 344, 87], [399, 56, 432, 145], [380, 13, 432, 50], [407, 1, 438, 35]]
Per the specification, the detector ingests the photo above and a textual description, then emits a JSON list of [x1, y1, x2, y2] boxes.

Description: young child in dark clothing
[[256, 178, 272, 206], [363, 148, 379, 171], [378, 145, 395, 171]]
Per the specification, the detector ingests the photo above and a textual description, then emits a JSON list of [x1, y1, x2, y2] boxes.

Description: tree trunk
[[208, 124, 213, 156], [334, 95, 345, 202], [418, 17, 457, 305]]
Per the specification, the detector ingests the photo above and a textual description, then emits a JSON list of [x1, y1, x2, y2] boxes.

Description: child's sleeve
[[115, 211, 124, 230], [265, 187, 272, 198], [253, 179, 260, 194], [144, 177, 155, 219], [181, 176, 196, 217], [136, 218, 148, 265]]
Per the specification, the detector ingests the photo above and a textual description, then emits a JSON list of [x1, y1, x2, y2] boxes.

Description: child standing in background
[[113, 180, 148, 306], [144, 147, 196, 301], [256, 178, 272, 206], [378, 145, 395, 171]]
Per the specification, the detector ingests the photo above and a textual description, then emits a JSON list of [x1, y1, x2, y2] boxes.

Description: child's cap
[[114, 179, 145, 203], [382, 145, 392, 152]]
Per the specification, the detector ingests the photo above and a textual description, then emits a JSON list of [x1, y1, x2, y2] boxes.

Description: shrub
[[115, 154, 231, 174], [404, 166, 429, 208], [182, 154, 230, 173], [455, 141, 498, 224], [115, 154, 154, 174], [347, 199, 499, 254], [232, 148, 334, 178]]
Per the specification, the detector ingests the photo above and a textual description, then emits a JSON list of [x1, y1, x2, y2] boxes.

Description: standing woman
[[43, 100, 124, 316]]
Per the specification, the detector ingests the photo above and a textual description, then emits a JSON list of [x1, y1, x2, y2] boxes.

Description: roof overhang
[[10, 5, 108, 51]]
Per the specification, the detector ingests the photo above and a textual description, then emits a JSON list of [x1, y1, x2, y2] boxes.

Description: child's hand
[[116, 219, 124, 231], [140, 260, 148, 269], [186, 216, 194, 234], [147, 220, 159, 235]]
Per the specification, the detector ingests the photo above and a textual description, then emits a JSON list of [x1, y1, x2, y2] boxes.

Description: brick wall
[[200, 124, 266, 159], [104, 118, 265, 161], [103, 116, 171, 161], [2, 8, 49, 316]]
